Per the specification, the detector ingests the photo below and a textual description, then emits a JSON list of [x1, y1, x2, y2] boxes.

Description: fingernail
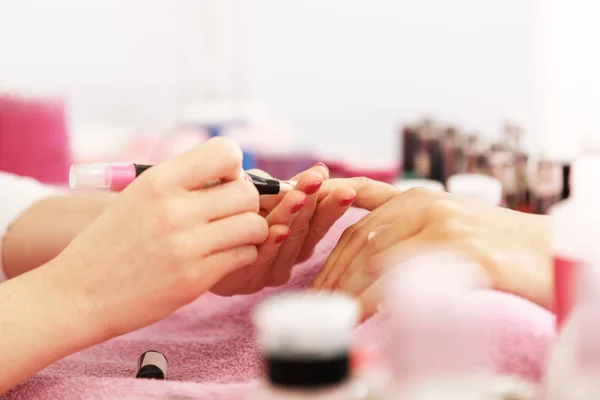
[[275, 230, 291, 244], [291, 197, 308, 213], [314, 162, 329, 173], [305, 180, 323, 195], [367, 231, 378, 241], [340, 195, 356, 207]]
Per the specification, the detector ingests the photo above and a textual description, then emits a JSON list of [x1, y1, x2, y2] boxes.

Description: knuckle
[[141, 169, 169, 198], [155, 199, 185, 233], [233, 245, 259, 267], [403, 186, 431, 199], [207, 137, 243, 167], [353, 176, 375, 190], [244, 212, 269, 241]]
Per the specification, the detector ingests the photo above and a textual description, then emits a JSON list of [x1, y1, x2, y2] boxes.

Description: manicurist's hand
[[210, 163, 358, 295], [52, 137, 272, 336]]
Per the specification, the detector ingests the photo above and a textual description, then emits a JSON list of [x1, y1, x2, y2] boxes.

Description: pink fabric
[[4, 209, 556, 400], [0, 95, 71, 185]]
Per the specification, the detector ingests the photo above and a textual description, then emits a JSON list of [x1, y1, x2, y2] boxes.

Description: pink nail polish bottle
[[550, 136, 600, 330], [544, 261, 600, 400], [251, 292, 365, 400]]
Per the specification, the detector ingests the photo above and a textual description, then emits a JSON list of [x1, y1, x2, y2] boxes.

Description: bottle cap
[[253, 292, 359, 357], [447, 173, 502, 205]]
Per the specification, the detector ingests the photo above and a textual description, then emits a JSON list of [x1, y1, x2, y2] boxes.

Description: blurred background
[[0, 0, 597, 212]]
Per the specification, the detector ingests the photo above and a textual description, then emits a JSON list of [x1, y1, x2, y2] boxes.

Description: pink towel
[[3, 209, 556, 400]]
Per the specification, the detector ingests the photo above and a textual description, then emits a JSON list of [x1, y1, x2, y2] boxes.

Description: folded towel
[[3, 208, 556, 400]]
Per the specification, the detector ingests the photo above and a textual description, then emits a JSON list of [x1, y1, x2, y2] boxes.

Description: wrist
[[36, 254, 113, 349]]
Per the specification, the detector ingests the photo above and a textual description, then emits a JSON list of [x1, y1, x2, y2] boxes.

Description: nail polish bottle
[[550, 136, 600, 329], [252, 292, 366, 400], [447, 173, 503, 206], [528, 158, 563, 215], [544, 262, 600, 400], [488, 150, 518, 209], [379, 250, 537, 400]]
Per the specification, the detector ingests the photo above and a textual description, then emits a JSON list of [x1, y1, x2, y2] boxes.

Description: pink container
[[0, 94, 72, 185]]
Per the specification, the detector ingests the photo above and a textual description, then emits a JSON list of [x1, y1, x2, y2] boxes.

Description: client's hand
[[50, 137, 270, 339], [312, 187, 551, 320], [210, 164, 357, 295]]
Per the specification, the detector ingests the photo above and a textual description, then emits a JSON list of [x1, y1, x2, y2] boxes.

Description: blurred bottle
[[465, 134, 490, 176], [550, 136, 600, 329], [488, 150, 518, 209], [252, 292, 367, 400], [380, 249, 536, 399], [400, 123, 419, 178], [527, 158, 563, 215], [447, 174, 503, 206], [0, 93, 71, 185], [544, 262, 600, 400], [441, 126, 464, 183]]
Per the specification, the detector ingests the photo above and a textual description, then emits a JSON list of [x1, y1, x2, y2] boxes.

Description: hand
[[50, 137, 269, 339], [210, 164, 358, 295], [312, 187, 551, 320]]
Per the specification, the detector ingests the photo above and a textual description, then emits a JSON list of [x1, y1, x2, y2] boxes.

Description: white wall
[[0, 0, 535, 162], [247, 0, 535, 162]]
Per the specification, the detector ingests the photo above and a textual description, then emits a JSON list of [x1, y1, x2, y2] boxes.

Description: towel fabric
[[3, 209, 556, 400]]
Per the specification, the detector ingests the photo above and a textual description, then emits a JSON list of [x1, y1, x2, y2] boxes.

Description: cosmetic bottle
[[401, 124, 419, 177], [252, 292, 367, 400], [441, 127, 458, 183], [544, 262, 600, 400], [527, 158, 563, 215], [488, 150, 518, 209], [380, 249, 537, 400], [447, 173, 502, 206], [549, 138, 600, 329]]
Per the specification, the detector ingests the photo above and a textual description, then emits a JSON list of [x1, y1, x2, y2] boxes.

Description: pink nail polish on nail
[[291, 198, 308, 213], [340, 195, 356, 207], [275, 230, 291, 244], [305, 181, 323, 195]]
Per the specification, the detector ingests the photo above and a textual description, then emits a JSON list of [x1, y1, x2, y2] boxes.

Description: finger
[[337, 235, 430, 298], [154, 137, 244, 190], [267, 170, 324, 286], [296, 187, 357, 262], [313, 189, 440, 289], [265, 189, 308, 226], [259, 163, 329, 212], [192, 212, 269, 255], [253, 224, 292, 282], [317, 177, 399, 211], [193, 245, 259, 290], [189, 178, 260, 221]]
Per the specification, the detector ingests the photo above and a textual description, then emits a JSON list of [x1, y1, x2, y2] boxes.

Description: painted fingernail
[[275, 230, 291, 244], [340, 195, 356, 207], [314, 162, 329, 173], [291, 197, 308, 213], [305, 180, 323, 195]]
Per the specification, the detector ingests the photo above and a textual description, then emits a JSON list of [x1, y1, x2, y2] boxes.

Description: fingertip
[[311, 162, 330, 179]]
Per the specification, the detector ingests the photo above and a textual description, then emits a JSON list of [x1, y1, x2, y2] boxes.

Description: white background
[[1, 0, 590, 163]]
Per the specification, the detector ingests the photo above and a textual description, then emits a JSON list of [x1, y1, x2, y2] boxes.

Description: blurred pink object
[[0, 94, 72, 185], [4, 209, 555, 399]]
